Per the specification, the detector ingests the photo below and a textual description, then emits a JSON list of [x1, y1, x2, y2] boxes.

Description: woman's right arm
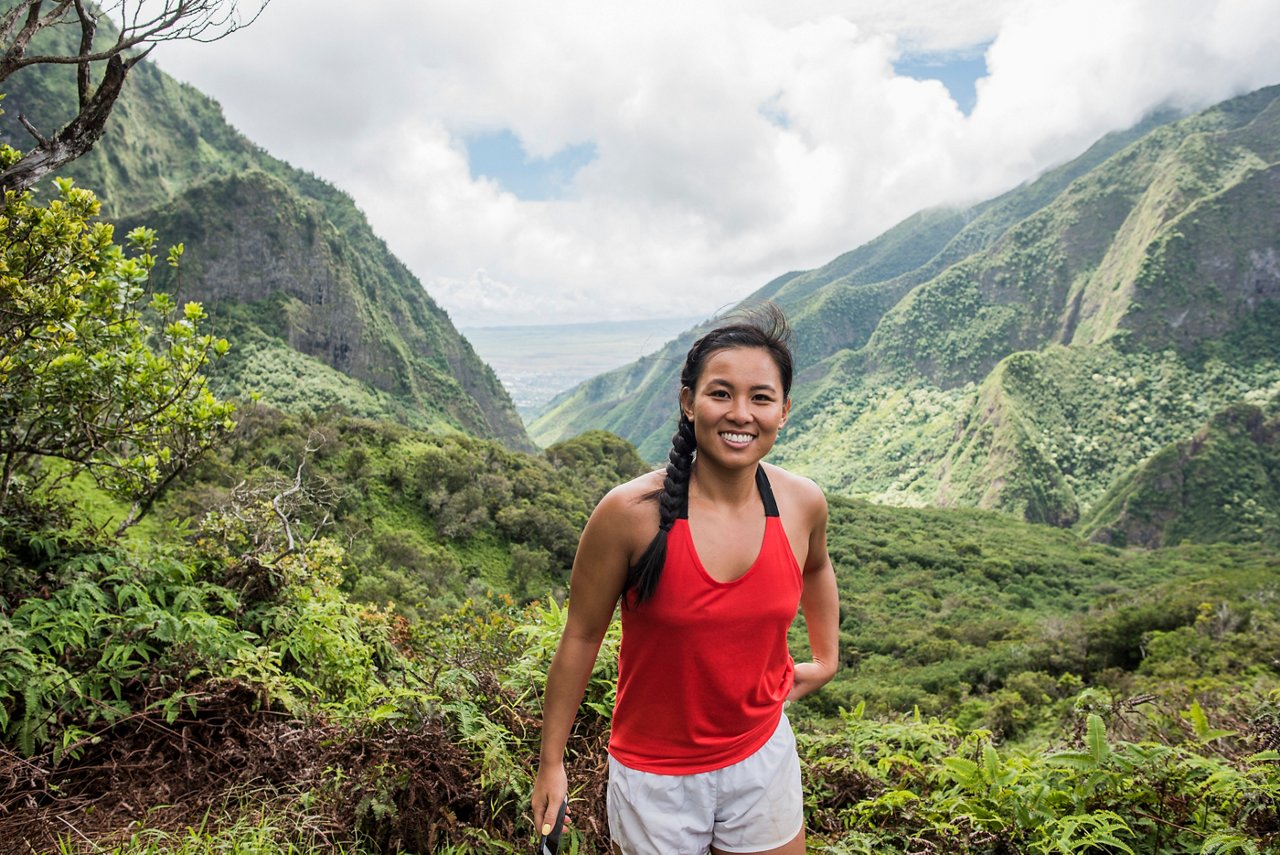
[[530, 482, 642, 836]]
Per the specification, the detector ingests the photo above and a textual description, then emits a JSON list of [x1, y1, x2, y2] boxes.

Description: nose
[[728, 396, 751, 423]]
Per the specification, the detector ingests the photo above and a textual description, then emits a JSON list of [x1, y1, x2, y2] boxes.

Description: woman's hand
[[787, 659, 836, 702], [531, 761, 569, 838]]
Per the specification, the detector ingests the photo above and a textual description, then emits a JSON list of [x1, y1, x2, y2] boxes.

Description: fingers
[[534, 794, 571, 838], [532, 791, 550, 835], [532, 788, 564, 835]]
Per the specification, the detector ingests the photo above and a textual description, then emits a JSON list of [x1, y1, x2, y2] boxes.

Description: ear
[[679, 386, 694, 421], [780, 397, 791, 428]]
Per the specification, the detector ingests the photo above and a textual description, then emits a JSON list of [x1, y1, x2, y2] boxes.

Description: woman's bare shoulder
[[761, 462, 827, 516], [577, 469, 665, 570], [593, 469, 666, 524]]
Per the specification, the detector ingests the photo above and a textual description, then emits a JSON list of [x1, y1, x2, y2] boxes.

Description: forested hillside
[[0, 37, 530, 448], [532, 86, 1280, 545]]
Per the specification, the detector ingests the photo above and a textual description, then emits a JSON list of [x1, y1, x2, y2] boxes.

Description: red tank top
[[608, 466, 803, 774]]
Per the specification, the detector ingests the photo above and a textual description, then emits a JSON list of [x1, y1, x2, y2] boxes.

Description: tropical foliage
[[0, 176, 234, 527]]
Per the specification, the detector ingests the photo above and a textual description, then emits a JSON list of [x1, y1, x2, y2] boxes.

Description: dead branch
[[0, 1, 270, 194]]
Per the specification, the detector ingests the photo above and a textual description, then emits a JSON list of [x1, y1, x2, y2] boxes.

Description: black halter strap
[[756, 465, 780, 518], [677, 465, 778, 519]]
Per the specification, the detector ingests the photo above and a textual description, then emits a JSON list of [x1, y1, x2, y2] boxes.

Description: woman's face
[[680, 346, 790, 471]]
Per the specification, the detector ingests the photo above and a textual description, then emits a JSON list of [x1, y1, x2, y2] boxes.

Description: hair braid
[[657, 417, 696, 531], [625, 416, 696, 606]]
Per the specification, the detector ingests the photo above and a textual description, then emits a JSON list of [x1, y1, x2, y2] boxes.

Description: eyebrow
[[703, 377, 778, 393]]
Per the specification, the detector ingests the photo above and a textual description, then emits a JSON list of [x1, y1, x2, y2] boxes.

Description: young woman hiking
[[531, 305, 840, 855]]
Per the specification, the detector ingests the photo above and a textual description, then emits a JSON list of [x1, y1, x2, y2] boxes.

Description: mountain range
[[531, 86, 1280, 541], [4, 36, 1278, 546]]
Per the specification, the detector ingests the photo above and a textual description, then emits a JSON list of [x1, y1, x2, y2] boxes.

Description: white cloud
[[150, 0, 1280, 326]]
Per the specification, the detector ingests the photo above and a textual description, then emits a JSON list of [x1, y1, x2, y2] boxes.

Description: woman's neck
[[689, 458, 758, 510]]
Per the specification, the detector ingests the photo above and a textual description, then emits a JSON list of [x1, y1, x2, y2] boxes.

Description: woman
[[532, 305, 840, 854]]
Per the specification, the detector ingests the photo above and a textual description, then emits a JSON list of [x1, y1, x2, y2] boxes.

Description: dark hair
[[623, 302, 793, 606]]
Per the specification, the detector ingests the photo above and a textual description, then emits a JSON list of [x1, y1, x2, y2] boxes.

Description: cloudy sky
[[151, 0, 1280, 327]]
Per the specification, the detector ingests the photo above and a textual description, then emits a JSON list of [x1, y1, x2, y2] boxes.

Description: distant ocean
[[461, 316, 701, 419]]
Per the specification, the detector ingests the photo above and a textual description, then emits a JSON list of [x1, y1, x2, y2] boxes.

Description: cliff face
[[121, 171, 528, 443], [1, 46, 530, 449]]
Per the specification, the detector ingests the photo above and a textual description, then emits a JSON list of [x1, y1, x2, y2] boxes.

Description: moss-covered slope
[[1081, 402, 1280, 547]]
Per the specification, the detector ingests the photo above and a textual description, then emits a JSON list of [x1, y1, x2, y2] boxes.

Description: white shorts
[[606, 713, 803, 855]]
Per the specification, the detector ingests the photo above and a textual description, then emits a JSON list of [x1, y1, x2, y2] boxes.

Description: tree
[[0, 174, 235, 528], [0, 0, 269, 193]]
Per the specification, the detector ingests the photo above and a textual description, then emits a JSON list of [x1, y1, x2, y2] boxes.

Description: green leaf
[[982, 742, 1002, 785], [1182, 700, 1235, 743], [942, 756, 981, 788], [1087, 714, 1110, 765]]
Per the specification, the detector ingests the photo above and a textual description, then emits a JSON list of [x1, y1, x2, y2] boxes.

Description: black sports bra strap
[[755, 465, 780, 518]]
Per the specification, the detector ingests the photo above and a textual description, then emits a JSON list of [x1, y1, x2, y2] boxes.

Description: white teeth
[[721, 432, 753, 443]]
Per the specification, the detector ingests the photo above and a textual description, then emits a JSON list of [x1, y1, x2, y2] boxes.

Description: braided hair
[[624, 302, 794, 606]]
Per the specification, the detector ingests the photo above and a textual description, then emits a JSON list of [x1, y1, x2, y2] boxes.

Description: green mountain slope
[[532, 85, 1280, 537], [1080, 402, 1280, 547], [0, 48, 530, 448]]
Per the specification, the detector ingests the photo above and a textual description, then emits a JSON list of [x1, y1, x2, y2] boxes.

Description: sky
[[150, 0, 1280, 327]]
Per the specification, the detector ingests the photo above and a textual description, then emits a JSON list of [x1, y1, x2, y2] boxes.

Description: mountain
[[530, 85, 1280, 536], [0, 44, 530, 449]]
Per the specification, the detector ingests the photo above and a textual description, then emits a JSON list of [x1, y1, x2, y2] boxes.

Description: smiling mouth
[[720, 431, 755, 444]]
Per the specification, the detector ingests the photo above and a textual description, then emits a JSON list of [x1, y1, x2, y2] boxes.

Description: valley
[[461, 316, 699, 417]]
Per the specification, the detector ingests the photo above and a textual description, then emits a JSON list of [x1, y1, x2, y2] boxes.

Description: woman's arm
[[789, 486, 840, 701], [530, 481, 644, 834]]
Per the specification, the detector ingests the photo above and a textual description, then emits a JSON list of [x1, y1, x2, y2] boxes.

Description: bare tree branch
[[16, 111, 46, 144], [3, 51, 133, 192], [0, 0, 270, 194], [72, 0, 94, 109]]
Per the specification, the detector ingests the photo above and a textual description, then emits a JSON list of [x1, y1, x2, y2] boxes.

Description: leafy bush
[[0, 180, 234, 529], [802, 701, 1280, 853]]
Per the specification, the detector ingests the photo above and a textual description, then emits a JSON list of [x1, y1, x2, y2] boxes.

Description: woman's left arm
[[789, 486, 840, 701]]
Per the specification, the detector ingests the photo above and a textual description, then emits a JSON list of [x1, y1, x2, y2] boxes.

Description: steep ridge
[[0, 47, 530, 448], [533, 85, 1280, 535]]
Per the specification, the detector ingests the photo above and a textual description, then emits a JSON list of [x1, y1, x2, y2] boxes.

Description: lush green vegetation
[[1, 185, 1275, 848], [5, 483, 1278, 852], [0, 181, 625, 851], [778, 340, 1280, 529], [154, 407, 646, 616], [818, 496, 1280, 731], [0, 174, 236, 528], [1083, 403, 1280, 548]]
